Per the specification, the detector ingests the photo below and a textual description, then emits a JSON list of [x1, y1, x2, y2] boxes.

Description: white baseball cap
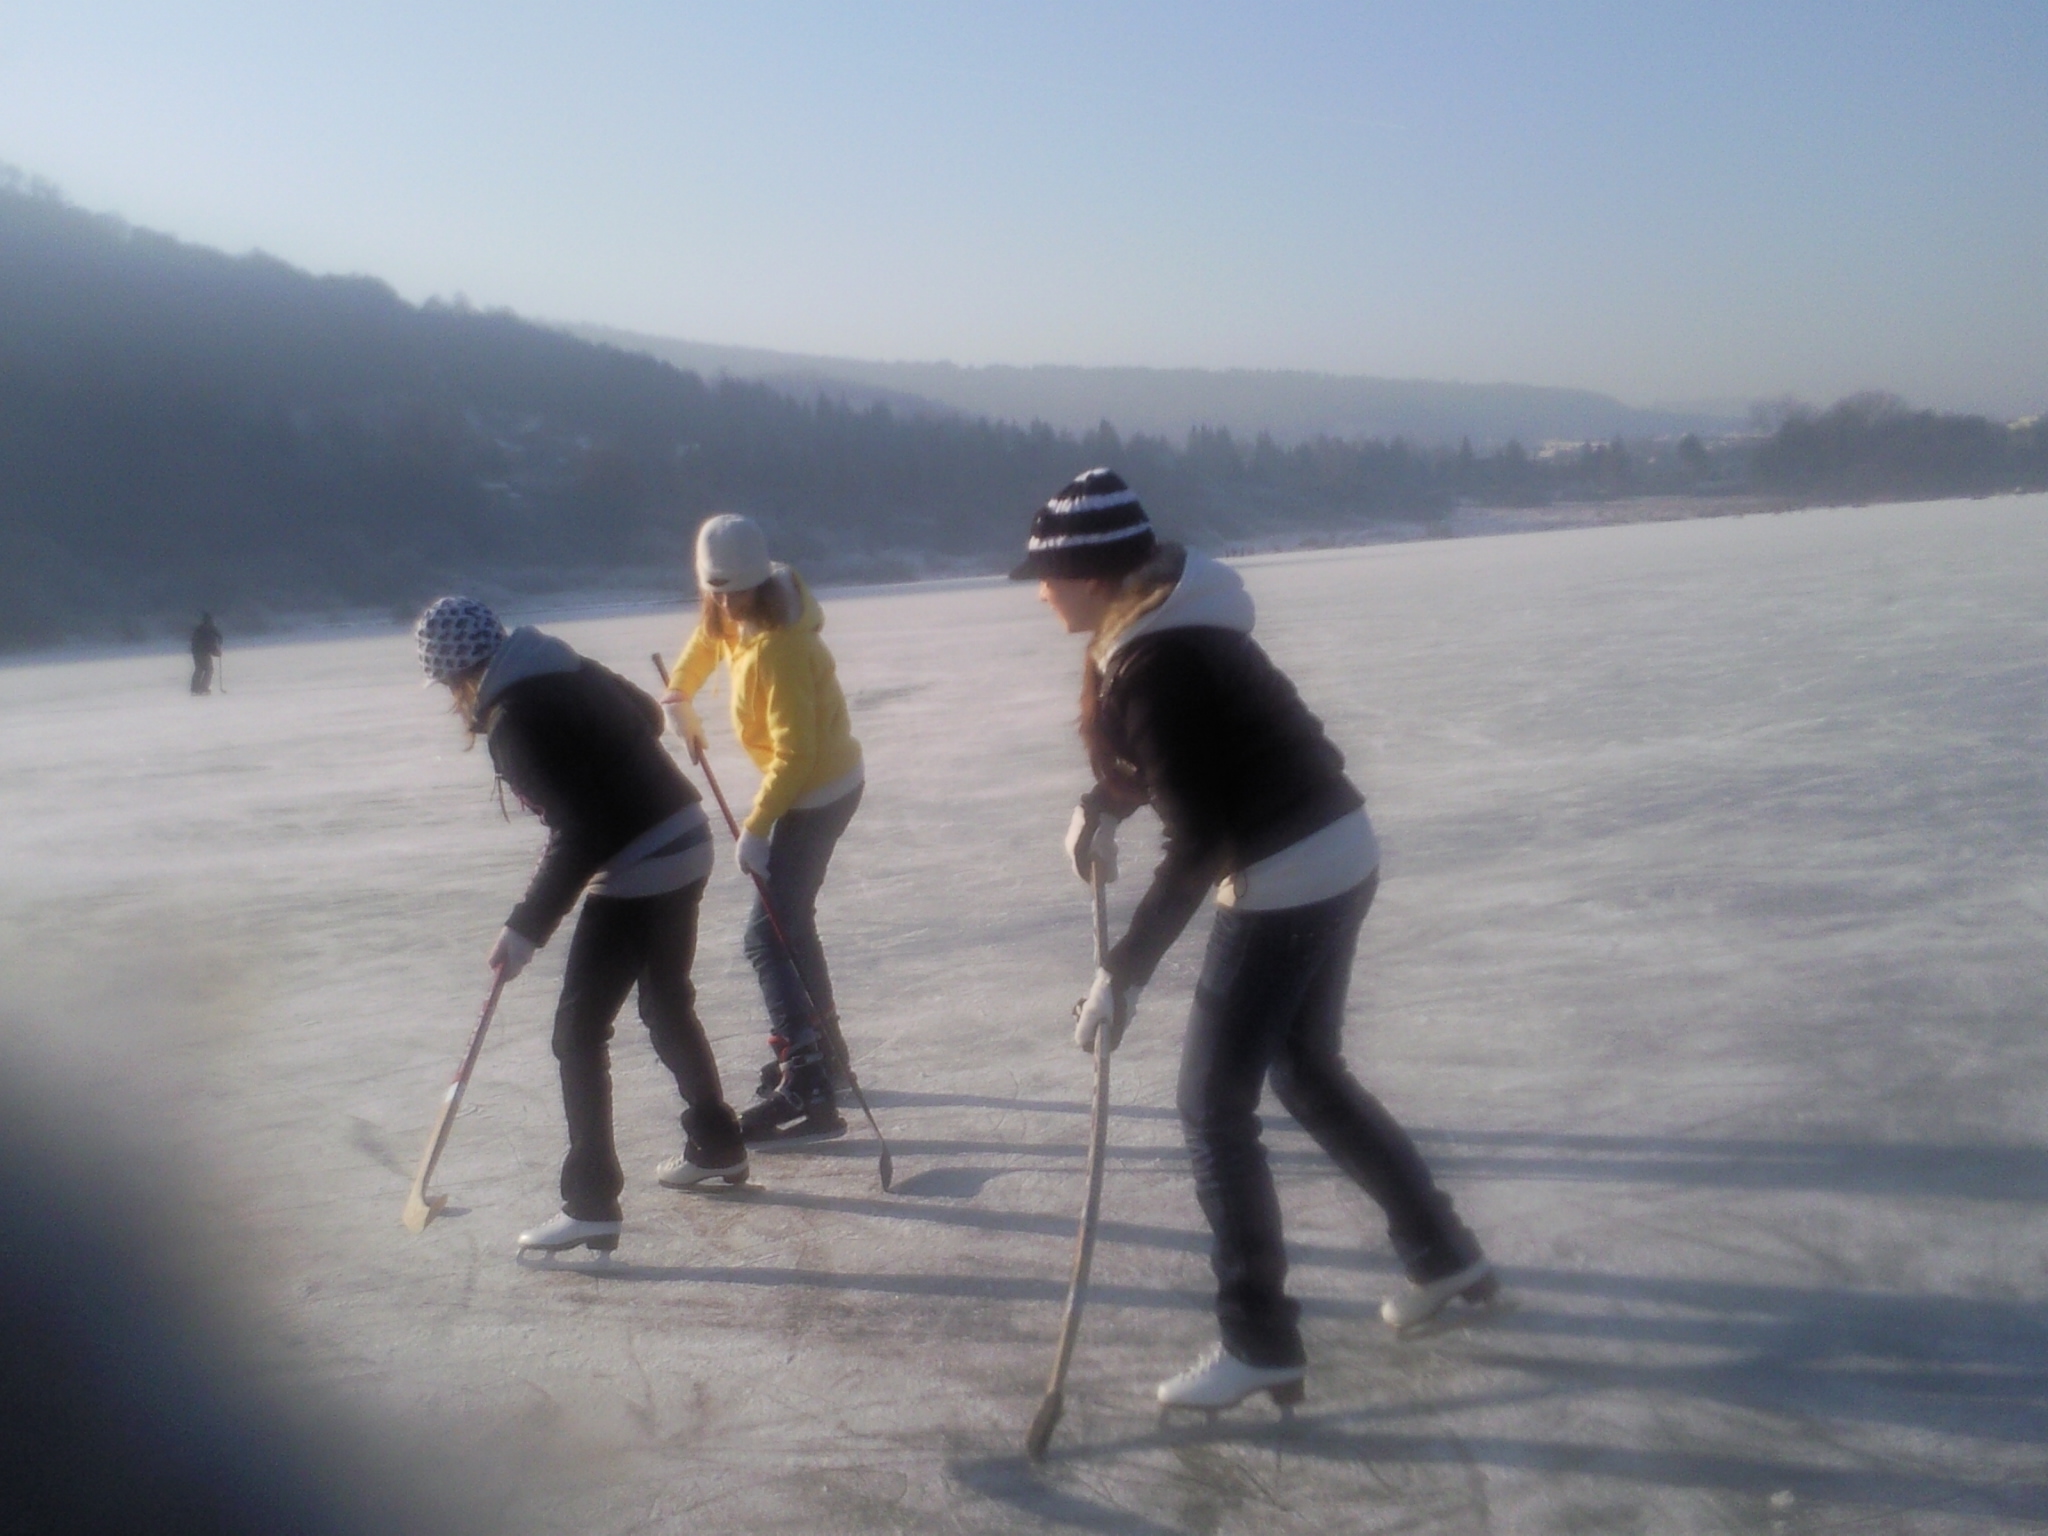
[[695, 514, 772, 592]]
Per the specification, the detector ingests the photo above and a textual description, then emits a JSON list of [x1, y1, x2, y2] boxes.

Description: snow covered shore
[[2, 496, 2044, 1533]]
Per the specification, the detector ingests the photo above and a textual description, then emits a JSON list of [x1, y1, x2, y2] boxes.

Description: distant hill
[[0, 174, 1747, 652], [0, 177, 1494, 648], [4, 171, 2033, 654], [562, 324, 1737, 448]]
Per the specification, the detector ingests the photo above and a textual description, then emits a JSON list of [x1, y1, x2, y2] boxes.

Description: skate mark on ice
[[1404, 1126, 2048, 1203], [488, 1257, 1413, 1331], [988, 1412, 2048, 1523], [948, 1453, 1189, 1535], [488, 1258, 1219, 1314], [845, 682, 930, 712], [740, 1132, 1252, 1169], [851, 1086, 1180, 1122], [718, 1185, 1402, 1274]]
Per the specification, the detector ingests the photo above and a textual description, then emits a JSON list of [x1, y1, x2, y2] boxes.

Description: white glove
[[662, 690, 708, 763], [735, 828, 773, 881], [489, 926, 536, 982], [1073, 968, 1138, 1054], [1064, 801, 1122, 884]]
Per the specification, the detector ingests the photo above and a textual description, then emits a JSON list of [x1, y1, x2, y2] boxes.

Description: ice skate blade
[[1392, 1285, 1511, 1339], [742, 1121, 847, 1146], [516, 1246, 616, 1271], [1157, 1379, 1304, 1423], [512, 1236, 614, 1253], [658, 1166, 751, 1191]]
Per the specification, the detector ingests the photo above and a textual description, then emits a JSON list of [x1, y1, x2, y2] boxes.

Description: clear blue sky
[[3, 2, 2043, 413]]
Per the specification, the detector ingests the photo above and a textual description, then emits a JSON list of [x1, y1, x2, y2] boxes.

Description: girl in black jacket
[[416, 597, 748, 1257], [1014, 471, 1493, 1414]]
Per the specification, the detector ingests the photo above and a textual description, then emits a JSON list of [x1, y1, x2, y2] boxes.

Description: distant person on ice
[[1017, 468, 1495, 1415], [663, 515, 864, 1144], [189, 612, 222, 695], [415, 596, 749, 1257]]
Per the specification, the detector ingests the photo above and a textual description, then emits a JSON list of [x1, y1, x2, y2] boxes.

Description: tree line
[[2, 174, 2041, 651]]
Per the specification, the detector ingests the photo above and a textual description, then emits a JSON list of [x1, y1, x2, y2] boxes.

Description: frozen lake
[[3, 496, 2046, 1533]]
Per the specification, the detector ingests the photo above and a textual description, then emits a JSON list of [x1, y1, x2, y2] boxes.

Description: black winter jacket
[[1089, 577, 1362, 988], [482, 645, 699, 943]]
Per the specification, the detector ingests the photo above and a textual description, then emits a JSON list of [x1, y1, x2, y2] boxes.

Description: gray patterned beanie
[[415, 596, 506, 684]]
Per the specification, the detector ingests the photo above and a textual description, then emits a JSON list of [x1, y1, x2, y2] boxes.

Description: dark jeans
[[553, 881, 740, 1221], [1179, 871, 1480, 1367], [742, 783, 861, 1058]]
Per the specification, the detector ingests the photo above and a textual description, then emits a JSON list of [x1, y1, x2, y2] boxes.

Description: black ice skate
[[740, 1055, 846, 1143]]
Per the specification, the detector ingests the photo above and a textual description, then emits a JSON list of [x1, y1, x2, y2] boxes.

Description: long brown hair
[[699, 572, 799, 643]]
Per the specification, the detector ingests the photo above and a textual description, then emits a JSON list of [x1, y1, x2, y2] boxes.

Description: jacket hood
[[738, 566, 824, 640], [780, 567, 826, 636], [476, 625, 581, 711], [1098, 547, 1254, 662]]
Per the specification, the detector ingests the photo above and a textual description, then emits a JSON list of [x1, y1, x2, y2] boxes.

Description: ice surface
[[2, 497, 2046, 1532]]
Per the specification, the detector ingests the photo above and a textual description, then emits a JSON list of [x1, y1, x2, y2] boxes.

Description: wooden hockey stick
[[401, 970, 507, 1233], [1025, 870, 1118, 1463], [652, 653, 892, 1191]]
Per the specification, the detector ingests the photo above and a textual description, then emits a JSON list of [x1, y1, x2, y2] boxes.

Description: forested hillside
[[3, 175, 2042, 651]]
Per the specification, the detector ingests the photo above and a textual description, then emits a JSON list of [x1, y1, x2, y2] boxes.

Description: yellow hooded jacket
[[669, 570, 862, 835]]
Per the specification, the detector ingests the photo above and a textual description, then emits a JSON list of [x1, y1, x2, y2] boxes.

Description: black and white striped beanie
[[415, 595, 507, 684], [1009, 468, 1157, 581]]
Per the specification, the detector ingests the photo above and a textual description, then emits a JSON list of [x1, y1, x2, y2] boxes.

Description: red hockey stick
[[652, 653, 891, 1191]]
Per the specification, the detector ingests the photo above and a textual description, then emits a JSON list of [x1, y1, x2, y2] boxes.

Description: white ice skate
[[516, 1211, 620, 1256], [655, 1151, 749, 1189], [1381, 1258, 1497, 1330], [1156, 1345, 1305, 1420]]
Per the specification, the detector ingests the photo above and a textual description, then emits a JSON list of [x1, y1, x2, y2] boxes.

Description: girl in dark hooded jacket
[[1014, 470, 1494, 1414], [415, 597, 748, 1257]]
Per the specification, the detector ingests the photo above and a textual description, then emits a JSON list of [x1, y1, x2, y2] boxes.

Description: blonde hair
[[1078, 543, 1185, 803], [446, 667, 487, 748]]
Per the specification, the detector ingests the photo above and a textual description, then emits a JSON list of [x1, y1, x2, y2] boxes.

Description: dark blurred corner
[[0, 1033, 493, 1536]]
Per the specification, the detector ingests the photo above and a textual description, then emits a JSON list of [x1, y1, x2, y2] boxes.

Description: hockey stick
[[401, 969, 508, 1232], [1024, 869, 1118, 1463], [652, 653, 892, 1191]]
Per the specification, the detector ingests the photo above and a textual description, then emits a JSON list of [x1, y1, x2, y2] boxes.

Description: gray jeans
[[742, 783, 862, 1059]]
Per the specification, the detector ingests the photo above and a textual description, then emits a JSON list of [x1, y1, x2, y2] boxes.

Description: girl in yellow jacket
[[664, 515, 864, 1141]]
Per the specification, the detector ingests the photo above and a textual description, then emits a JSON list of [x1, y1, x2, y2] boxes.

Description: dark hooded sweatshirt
[[1088, 549, 1364, 988], [477, 628, 702, 944]]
